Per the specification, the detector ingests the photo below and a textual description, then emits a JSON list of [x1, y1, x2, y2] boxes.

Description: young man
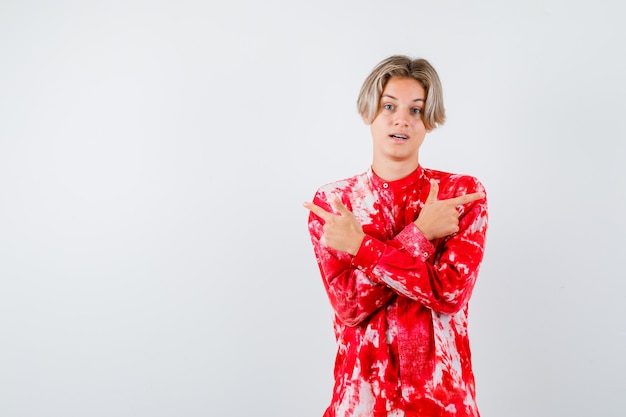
[[304, 55, 488, 417]]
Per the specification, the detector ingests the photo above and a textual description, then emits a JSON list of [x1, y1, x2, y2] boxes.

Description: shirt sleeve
[[352, 181, 488, 314], [307, 194, 396, 327]]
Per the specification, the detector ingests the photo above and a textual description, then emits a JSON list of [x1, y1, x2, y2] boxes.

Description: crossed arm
[[305, 179, 487, 325], [304, 179, 484, 254]]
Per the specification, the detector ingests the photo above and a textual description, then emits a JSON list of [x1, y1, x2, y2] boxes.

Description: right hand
[[303, 197, 365, 256], [414, 179, 484, 240]]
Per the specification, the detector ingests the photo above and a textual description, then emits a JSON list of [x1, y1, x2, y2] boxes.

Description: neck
[[371, 159, 419, 182]]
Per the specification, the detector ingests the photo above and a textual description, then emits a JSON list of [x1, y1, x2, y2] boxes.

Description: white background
[[1, 1, 625, 416]]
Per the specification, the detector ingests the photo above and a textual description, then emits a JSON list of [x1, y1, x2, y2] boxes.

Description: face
[[367, 77, 429, 173]]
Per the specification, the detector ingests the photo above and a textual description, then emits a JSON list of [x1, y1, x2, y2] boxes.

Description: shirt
[[307, 165, 488, 417]]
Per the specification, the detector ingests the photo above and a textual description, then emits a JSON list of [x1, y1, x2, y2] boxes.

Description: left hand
[[414, 179, 485, 240], [303, 197, 365, 256]]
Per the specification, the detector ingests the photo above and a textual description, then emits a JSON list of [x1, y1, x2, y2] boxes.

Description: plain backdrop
[[1, 1, 625, 416]]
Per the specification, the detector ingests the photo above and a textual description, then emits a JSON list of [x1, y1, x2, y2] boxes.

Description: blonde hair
[[357, 55, 446, 131]]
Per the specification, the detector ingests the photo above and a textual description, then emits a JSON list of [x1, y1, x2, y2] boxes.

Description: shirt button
[[383, 183, 389, 189], [423, 251, 429, 258]]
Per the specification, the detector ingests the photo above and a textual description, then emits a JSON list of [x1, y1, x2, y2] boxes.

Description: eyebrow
[[382, 94, 425, 102]]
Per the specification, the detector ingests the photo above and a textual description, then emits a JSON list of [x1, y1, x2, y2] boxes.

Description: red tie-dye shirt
[[307, 165, 488, 417]]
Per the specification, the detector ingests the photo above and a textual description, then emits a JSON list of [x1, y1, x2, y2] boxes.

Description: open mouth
[[390, 134, 408, 140]]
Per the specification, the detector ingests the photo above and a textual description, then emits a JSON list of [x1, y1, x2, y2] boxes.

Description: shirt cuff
[[351, 235, 385, 275], [395, 223, 435, 261]]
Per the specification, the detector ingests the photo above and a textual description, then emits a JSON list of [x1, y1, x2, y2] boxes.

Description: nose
[[393, 113, 409, 127]]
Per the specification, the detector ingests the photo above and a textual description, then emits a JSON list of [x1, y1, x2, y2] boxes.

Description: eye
[[383, 104, 394, 110], [411, 108, 422, 114]]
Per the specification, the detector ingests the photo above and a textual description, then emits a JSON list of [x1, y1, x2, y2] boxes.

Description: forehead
[[382, 77, 426, 99]]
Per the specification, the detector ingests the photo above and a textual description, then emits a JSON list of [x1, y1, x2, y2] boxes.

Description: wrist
[[349, 233, 366, 256], [414, 220, 433, 241]]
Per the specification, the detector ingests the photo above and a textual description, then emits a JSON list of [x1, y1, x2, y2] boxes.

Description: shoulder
[[423, 167, 486, 198], [314, 171, 370, 200]]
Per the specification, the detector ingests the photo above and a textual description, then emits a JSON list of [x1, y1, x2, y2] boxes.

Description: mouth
[[389, 133, 408, 142]]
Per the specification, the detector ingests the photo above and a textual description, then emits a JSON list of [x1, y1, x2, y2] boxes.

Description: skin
[[304, 76, 484, 255], [369, 77, 429, 182]]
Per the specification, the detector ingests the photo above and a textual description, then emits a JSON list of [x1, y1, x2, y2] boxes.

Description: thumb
[[426, 179, 439, 204], [331, 196, 351, 216]]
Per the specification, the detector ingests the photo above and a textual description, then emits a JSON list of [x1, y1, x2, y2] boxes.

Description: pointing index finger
[[447, 192, 485, 207], [303, 201, 333, 221]]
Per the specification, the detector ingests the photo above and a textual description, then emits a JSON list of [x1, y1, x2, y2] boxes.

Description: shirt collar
[[368, 165, 426, 191]]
